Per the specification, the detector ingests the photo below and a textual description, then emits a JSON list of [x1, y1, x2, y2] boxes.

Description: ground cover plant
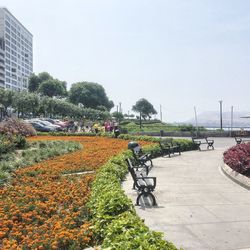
[[0, 135, 184, 249], [0, 140, 82, 184], [0, 136, 150, 249], [224, 143, 250, 177]]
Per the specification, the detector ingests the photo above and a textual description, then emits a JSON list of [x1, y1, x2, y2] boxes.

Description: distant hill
[[184, 111, 250, 127]]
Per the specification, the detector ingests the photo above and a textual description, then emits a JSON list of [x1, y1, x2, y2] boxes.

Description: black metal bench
[[192, 137, 214, 151], [126, 158, 157, 206], [159, 139, 181, 157], [235, 137, 250, 145], [129, 143, 153, 174]]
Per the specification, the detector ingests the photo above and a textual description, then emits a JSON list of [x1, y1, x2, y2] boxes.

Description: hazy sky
[[1, 0, 250, 122]]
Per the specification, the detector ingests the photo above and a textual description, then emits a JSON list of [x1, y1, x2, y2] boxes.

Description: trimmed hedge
[[117, 134, 196, 152], [86, 145, 178, 249]]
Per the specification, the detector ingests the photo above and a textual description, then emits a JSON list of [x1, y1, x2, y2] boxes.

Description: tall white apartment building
[[0, 8, 33, 91]]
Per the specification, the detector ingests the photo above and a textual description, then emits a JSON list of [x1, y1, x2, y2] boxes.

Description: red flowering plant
[[223, 143, 250, 177]]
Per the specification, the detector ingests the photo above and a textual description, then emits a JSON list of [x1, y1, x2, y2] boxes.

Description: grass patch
[[120, 120, 205, 133], [0, 140, 82, 185]]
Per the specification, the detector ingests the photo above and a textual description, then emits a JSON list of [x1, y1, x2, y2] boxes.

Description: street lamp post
[[230, 106, 233, 137], [219, 100, 223, 130], [139, 112, 142, 129]]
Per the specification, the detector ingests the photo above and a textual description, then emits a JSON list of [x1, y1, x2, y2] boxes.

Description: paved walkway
[[123, 138, 250, 250]]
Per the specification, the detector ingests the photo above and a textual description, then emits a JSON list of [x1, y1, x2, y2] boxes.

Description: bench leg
[[148, 192, 157, 206], [136, 193, 143, 206], [136, 192, 157, 206]]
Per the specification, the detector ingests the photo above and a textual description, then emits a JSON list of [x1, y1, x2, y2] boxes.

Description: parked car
[[44, 118, 68, 130], [36, 120, 63, 131], [53, 119, 69, 129], [28, 121, 56, 132]]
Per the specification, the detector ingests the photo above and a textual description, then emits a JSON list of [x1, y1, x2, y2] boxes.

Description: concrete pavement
[[123, 138, 250, 250]]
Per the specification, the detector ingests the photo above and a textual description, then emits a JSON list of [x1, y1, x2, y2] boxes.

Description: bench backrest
[[131, 145, 144, 159], [192, 137, 207, 142], [126, 158, 138, 180], [126, 158, 143, 187], [160, 139, 171, 146]]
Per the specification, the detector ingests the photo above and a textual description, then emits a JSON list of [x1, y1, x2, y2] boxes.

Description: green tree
[[38, 72, 53, 82], [39, 96, 57, 117], [112, 111, 124, 121], [12, 92, 39, 118], [69, 82, 114, 111], [0, 88, 15, 117], [132, 98, 157, 120], [28, 73, 40, 92], [38, 79, 67, 97], [28, 72, 67, 98], [28, 72, 53, 92]]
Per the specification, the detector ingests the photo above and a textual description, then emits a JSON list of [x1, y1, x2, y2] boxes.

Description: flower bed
[[0, 135, 190, 249], [224, 143, 250, 177], [0, 140, 82, 184], [0, 136, 152, 249]]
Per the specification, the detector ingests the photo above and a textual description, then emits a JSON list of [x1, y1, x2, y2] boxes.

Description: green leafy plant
[[0, 140, 82, 184], [86, 143, 178, 249], [0, 134, 15, 155], [102, 212, 177, 250]]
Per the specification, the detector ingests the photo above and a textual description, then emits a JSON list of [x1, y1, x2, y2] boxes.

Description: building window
[[11, 50, 17, 56], [11, 38, 16, 45], [5, 20, 10, 27], [5, 27, 10, 34], [11, 44, 16, 50]]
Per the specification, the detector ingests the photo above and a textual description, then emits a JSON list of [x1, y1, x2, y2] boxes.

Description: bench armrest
[[139, 154, 151, 160]]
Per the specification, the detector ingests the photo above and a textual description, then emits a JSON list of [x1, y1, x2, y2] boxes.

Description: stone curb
[[221, 163, 250, 190]]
